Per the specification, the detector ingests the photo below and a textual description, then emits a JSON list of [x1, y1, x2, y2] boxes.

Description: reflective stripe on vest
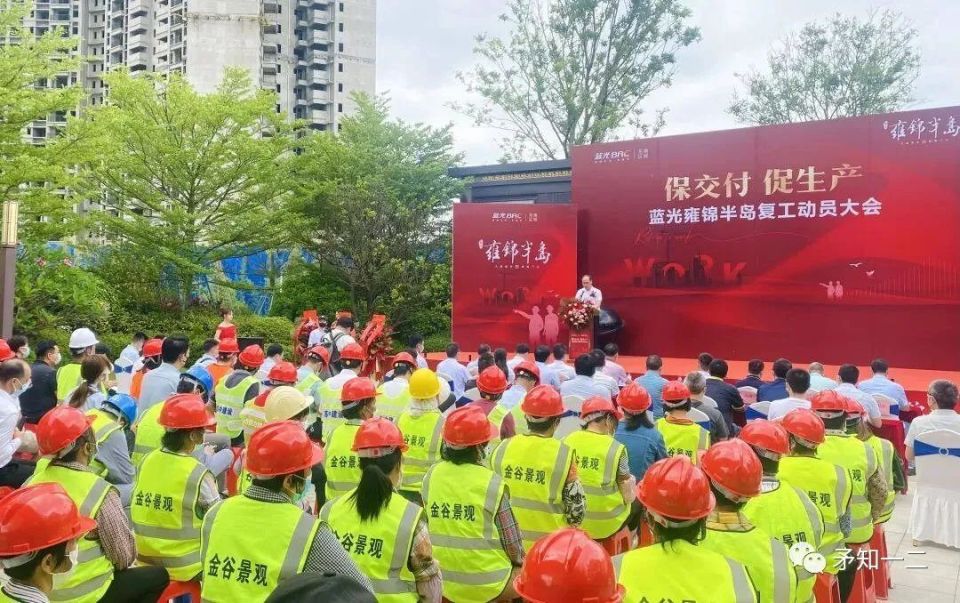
[[214, 373, 257, 438], [818, 434, 875, 544], [562, 430, 629, 539], [56, 363, 83, 402], [320, 490, 422, 601], [656, 418, 710, 465], [86, 410, 121, 477], [396, 410, 443, 492], [323, 422, 362, 500], [240, 398, 267, 445], [376, 385, 412, 424], [420, 461, 512, 603], [702, 526, 795, 603], [318, 381, 344, 441], [867, 436, 896, 523], [132, 403, 164, 467]]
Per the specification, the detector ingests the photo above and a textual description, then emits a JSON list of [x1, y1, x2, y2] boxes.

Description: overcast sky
[[376, 0, 960, 166]]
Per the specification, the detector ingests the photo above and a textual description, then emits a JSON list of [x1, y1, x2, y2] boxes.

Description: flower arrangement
[[558, 299, 599, 331], [366, 323, 395, 359]]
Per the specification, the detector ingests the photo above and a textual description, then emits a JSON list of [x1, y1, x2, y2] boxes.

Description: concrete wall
[[332, 0, 376, 128], [185, 0, 261, 93]]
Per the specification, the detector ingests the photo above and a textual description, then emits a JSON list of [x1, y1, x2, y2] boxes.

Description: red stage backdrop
[[452, 204, 578, 354], [571, 107, 960, 370]]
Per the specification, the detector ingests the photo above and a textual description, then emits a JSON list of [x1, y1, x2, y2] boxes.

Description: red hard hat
[[340, 343, 366, 362], [637, 456, 715, 525], [392, 352, 415, 368], [352, 417, 408, 457], [810, 390, 846, 413], [844, 396, 864, 417], [159, 393, 216, 430], [0, 340, 14, 362], [142, 338, 163, 358], [268, 361, 298, 385], [340, 377, 377, 404], [306, 345, 330, 364], [514, 527, 624, 603], [246, 421, 324, 477], [662, 381, 691, 403], [521, 385, 565, 418], [238, 345, 265, 369], [477, 366, 508, 395], [0, 483, 97, 556], [782, 408, 826, 446], [218, 338, 240, 354], [739, 420, 790, 457], [37, 406, 93, 456], [514, 360, 541, 383], [700, 439, 762, 501], [580, 396, 623, 422], [618, 383, 652, 414], [443, 405, 499, 448]]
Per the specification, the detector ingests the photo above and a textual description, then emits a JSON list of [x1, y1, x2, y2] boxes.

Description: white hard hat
[[68, 328, 99, 349]]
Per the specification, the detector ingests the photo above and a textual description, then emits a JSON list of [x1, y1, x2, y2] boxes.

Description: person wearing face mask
[[0, 360, 39, 488], [129, 338, 163, 403], [321, 417, 441, 602], [201, 421, 373, 602], [82, 394, 138, 504], [0, 483, 98, 603], [27, 406, 170, 602], [56, 328, 99, 403], [324, 377, 379, 501], [138, 337, 190, 413], [19, 340, 61, 426], [131, 393, 219, 582]]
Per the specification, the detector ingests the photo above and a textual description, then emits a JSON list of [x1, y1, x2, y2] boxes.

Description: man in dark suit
[[704, 359, 745, 434]]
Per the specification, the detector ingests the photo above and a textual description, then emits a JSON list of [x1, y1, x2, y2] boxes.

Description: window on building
[[276, 84, 281, 92], [338, 42, 343, 51], [337, 103, 342, 112], [339, 2, 344, 11], [338, 22, 343, 32], [337, 62, 342, 72]]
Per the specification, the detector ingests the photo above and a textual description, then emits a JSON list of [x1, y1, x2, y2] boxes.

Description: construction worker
[[241, 361, 299, 443], [472, 365, 517, 447], [28, 406, 170, 602], [321, 418, 441, 602], [514, 528, 624, 603], [847, 399, 898, 524], [496, 360, 540, 435], [130, 338, 163, 402], [563, 396, 636, 543], [201, 421, 373, 602], [214, 344, 264, 446], [656, 381, 710, 464], [614, 382, 668, 480], [699, 439, 797, 603], [421, 405, 523, 602], [740, 420, 824, 603], [396, 368, 445, 505], [133, 365, 216, 466], [84, 393, 137, 503], [778, 409, 852, 593], [295, 345, 329, 408], [324, 377, 378, 500], [56, 328, 99, 402], [132, 393, 218, 582], [0, 483, 98, 601], [613, 456, 757, 602], [318, 343, 366, 440], [811, 391, 887, 600], [490, 385, 583, 551], [376, 352, 415, 422], [206, 337, 239, 386]]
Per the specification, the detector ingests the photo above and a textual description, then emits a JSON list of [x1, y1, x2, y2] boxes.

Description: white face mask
[[52, 352, 62, 365], [19, 346, 30, 359], [13, 379, 31, 398], [66, 547, 79, 569]]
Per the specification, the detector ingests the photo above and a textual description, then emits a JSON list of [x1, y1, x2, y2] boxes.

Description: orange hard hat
[[306, 345, 330, 364], [443, 405, 499, 448], [580, 396, 623, 422], [618, 383, 652, 414], [514, 360, 541, 383], [352, 417, 408, 457], [0, 484, 97, 557], [159, 393, 216, 430], [268, 361, 298, 385], [810, 390, 846, 413], [782, 408, 826, 447], [142, 338, 163, 358], [521, 385, 565, 419], [637, 456, 715, 526], [477, 366, 508, 395], [739, 419, 790, 458], [662, 381, 691, 403], [238, 345, 265, 369], [246, 421, 324, 477], [0, 340, 14, 362], [36, 406, 93, 457], [218, 338, 240, 354], [513, 528, 624, 603], [844, 396, 864, 417], [700, 439, 763, 501], [392, 352, 415, 368], [340, 343, 366, 362], [340, 377, 377, 406]]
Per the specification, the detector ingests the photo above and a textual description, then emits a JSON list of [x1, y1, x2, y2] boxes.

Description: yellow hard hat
[[264, 386, 310, 423], [408, 368, 441, 399]]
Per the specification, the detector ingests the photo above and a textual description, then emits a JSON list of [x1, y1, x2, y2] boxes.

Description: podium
[[559, 297, 598, 356], [568, 325, 594, 357]]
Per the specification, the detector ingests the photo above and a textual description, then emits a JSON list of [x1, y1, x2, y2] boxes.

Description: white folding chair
[[688, 407, 712, 431], [738, 386, 758, 405], [555, 395, 586, 440], [872, 393, 900, 418], [909, 429, 960, 548], [745, 401, 771, 421]]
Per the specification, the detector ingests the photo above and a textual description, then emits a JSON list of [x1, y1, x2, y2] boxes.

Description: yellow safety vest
[[818, 433, 877, 544], [318, 380, 344, 441], [655, 418, 710, 465], [295, 373, 321, 407], [485, 400, 526, 452], [131, 449, 210, 581], [743, 478, 825, 603], [613, 539, 758, 603], [562, 429, 630, 539], [490, 433, 574, 551], [866, 435, 896, 523], [240, 395, 268, 445], [86, 409, 122, 478], [701, 519, 797, 603], [779, 455, 853, 575], [324, 421, 362, 500], [27, 465, 115, 603], [200, 495, 320, 603], [396, 410, 443, 494], [320, 489, 422, 602], [376, 384, 412, 424], [133, 403, 164, 466], [214, 372, 258, 438], [56, 363, 83, 402], [420, 461, 512, 603]]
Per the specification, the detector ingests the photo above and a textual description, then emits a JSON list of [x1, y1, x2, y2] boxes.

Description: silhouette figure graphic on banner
[[513, 306, 545, 349], [543, 305, 560, 346]]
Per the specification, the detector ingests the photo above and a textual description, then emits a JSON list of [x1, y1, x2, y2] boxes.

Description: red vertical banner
[[452, 204, 578, 354]]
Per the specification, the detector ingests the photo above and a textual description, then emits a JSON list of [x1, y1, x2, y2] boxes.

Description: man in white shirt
[[119, 332, 146, 365], [306, 317, 329, 348], [533, 345, 561, 390], [0, 360, 39, 487], [575, 274, 602, 308], [767, 368, 813, 420], [835, 364, 883, 428], [506, 343, 530, 371], [549, 344, 575, 382], [906, 379, 960, 462], [560, 354, 611, 402], [436, 343, 470, 400], [257, 344, 284, 381], [807, 362, 838, 392], [601, 343, 629, 386], [114, 332, 147, 394], [465, 344, 491, 378], [408, 335, 429, 369], [857, 358, 910, 410], [589, 350, 619, 399]]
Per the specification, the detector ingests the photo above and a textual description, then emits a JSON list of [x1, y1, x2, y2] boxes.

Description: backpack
[[322, 331, 347, 375]]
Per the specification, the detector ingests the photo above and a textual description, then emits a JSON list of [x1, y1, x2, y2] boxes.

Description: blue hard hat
[[185, 365, 215, 398], [104, 393, 138, 425]]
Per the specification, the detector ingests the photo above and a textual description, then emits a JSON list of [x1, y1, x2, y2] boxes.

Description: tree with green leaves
[[288, 95, 462, 331], [729, 11, 921, 125], [72, 68, 296, 309], [454, 0, 700, 161]]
